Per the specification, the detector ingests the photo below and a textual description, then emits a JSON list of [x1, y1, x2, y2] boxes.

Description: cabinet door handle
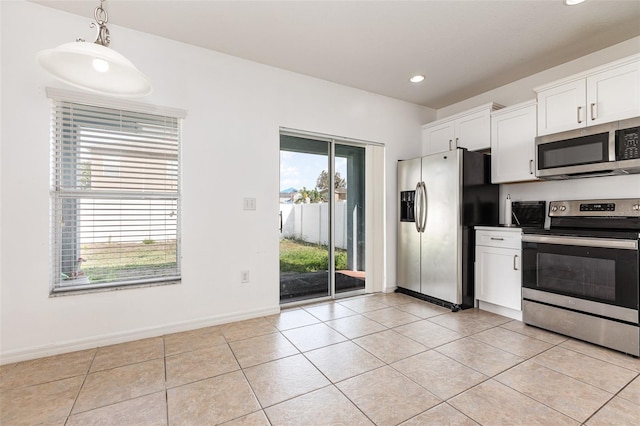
[[577, 106, 583, 124], [590, 103, 597, 121], [513, 254, 519, 271], [529, 159, 534, 175], [490, 237, 504, 241], [449, 139, 452, 151], [455, 137, 459, 148]]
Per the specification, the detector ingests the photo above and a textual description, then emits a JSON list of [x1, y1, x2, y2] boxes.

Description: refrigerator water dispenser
[[400, 190, 416, 222]]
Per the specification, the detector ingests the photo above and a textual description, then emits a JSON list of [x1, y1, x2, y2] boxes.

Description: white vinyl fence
[[280, 201, 349, 249]]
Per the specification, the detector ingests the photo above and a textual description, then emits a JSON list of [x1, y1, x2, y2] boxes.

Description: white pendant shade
[[37, 41, 152, 97]]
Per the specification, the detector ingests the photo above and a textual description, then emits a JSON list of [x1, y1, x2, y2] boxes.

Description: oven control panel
[[549, 199, 640, 217], [579, 203, 616, 212]]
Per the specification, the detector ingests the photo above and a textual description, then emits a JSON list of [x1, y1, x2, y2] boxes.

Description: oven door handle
[[522, 234, 638, 250]]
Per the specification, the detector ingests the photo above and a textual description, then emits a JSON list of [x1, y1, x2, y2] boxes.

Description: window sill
[[49, 278, 181, 297]]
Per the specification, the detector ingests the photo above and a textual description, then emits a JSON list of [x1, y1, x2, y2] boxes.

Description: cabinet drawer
[[476, 230, 522, 249]]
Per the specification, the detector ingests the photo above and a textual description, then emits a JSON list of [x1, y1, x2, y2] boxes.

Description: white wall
[[0, 1, 433, 362]]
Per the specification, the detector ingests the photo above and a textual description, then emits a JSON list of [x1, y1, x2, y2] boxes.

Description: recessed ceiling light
[[410, 75, 425, 83], [564, 0, 586, 5]]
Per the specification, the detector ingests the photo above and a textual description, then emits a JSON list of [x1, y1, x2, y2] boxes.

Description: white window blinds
[[49, 93, 182, 292]]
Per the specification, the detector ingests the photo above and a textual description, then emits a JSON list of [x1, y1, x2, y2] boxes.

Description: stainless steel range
[[522, 198, 640, 356]]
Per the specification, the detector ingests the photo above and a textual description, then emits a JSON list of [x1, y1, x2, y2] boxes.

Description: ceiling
[[31, 0, 640, 109]]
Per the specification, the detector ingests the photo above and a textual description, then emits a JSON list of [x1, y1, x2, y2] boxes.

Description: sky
[[280, 151, 347, 192]]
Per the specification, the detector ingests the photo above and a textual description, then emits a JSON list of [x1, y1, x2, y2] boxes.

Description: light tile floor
[[1, 292, 640, 425]]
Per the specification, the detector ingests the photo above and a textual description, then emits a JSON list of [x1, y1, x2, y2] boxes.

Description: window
[[48, 89, 184, 293]]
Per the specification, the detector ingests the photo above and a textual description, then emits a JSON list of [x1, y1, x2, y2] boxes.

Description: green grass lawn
[[77, 238, 344, 282], [78, 240, 177, 283], [280, 238, 347, 273]]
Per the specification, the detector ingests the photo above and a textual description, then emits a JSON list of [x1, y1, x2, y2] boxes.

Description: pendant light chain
[[91, 0, 111, 47]]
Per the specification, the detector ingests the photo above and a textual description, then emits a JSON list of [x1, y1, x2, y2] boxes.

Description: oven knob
[[634, 204, 640, 211], [551, 206, 558, 212], [560, 206, 566, 211]]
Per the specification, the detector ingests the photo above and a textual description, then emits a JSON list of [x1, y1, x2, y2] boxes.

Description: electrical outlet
[[240, 270, 250, 283]]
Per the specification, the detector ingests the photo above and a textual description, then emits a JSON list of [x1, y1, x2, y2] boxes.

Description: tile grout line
[[5, 295, 638, 425], [341, 297, 474, 423], [227, 329, 272, 424], [63, 349, 98, 424], [381, 313, 583, 423], [579, 366, 640, 425], [168, 325, 272, 423], [480, 339, 623, 424], [163, 335, 169, 426], [306, 307, 395, 426], [274, 301, 401, 423], [432, 333, 570, 424], [293, 299, 448, 424], [527, 345, 640, 394]]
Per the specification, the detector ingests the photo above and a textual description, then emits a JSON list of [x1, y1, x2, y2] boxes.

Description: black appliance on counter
[[522, 198, 640, 356], [511, 201, 546, 228]]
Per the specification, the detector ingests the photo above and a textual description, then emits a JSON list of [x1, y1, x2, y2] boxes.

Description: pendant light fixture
[[37, 0, 152, 97]]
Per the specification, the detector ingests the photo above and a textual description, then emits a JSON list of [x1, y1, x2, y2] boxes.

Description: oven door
[[522, 235, 639, 320]]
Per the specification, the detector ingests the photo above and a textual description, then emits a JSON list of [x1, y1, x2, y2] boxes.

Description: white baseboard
[[0, 305, 281, 365], [478, 300, 523, 321]]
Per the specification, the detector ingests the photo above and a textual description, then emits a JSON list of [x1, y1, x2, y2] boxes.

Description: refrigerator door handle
[[416, 182, 426, 232], [414, 182, 421, 232], [421, 181, 428, 232]]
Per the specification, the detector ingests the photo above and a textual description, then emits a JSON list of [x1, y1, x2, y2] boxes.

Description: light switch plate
[[243, 197, 256, 210]]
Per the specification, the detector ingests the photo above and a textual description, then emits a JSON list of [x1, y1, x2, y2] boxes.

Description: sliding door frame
[[279, 127, 384, 304]]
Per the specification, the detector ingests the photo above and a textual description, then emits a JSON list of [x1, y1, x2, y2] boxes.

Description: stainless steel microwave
[[535, 116, 640, 179]]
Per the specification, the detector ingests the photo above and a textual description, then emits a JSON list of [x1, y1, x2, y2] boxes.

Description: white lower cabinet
[[475, 227, 522, 320]]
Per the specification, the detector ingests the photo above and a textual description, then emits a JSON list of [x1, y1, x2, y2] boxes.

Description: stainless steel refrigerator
[[397, 148, 498, 310]]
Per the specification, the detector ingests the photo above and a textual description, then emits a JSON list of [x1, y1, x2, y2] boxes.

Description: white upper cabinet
[[422, 120, 455, 154], [587, 62, 640, 125], [536, 80, 586, 136], [536, 54, 640, 136], [422, 103, 503, 154], [490, 100, 538, 184], [455, 108, 493, 152]]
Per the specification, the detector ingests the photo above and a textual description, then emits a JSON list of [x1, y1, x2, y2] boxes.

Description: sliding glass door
[[279, 133, 366, 304], [279, 136, 331, 302], [334, 144, 365, 295]]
